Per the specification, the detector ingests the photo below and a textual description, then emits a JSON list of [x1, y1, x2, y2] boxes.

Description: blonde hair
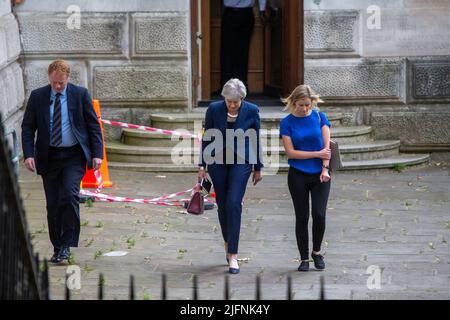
[[282, 84, 323, 113], [48, 60, 70, 76]]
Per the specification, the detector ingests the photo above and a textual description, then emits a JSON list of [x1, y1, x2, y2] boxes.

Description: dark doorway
[[193, 0, 303, 107]]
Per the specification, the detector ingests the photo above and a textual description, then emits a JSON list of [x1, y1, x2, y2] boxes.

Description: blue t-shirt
[[279, 110, 331, 174]]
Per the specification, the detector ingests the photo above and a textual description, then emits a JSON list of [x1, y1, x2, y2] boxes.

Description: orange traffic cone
[[81, 99, 113, 189]]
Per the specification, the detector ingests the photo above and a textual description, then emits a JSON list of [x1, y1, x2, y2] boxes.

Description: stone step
[[107, 140, 402, 163], [328, 126, 373, 144], [338, 154, 431, 170], [108, 162, 200, 172], [107, 142, 199, 163], [261, 126, 373, 144], [150, 112, 344, 130], [266, 140, 401, 161], [108, 153, 430, 172], [121, 126, 372, 147], [121, 129, 194, 147], [339, 140, 401, 161]]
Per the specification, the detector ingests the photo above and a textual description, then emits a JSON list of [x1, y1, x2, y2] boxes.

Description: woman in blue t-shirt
[[279, 84, 331, 272]]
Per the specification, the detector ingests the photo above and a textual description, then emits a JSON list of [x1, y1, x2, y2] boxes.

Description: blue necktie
[[51, 93, 62, 146]]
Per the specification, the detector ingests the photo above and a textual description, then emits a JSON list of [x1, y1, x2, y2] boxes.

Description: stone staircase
[[106, 110, 430, 172]]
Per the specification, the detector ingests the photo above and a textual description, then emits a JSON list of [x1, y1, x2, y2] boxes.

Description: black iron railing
[[65, 273, 325, 300], [0, 114, 48, 300]]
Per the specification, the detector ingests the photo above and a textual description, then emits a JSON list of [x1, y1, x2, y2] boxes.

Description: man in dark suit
[[216, 0, 268, 95], [22, 60, 103, 263]]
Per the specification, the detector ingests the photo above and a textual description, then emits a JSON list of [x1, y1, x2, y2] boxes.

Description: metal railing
[[0, 114, 47, 300], [64, 273, 326, 300], [5, 128, 19, 178]]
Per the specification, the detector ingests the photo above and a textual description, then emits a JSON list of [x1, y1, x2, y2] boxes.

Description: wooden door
[[198, 0, 303, 101], [209, 2, 265, 95], [265, 0, 303, 97]]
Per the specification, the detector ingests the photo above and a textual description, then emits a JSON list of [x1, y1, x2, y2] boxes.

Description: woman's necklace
[[227, 112, 238, 118]]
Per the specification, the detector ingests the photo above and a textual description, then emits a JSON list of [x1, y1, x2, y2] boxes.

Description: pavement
[[19, 159, 450, 300]]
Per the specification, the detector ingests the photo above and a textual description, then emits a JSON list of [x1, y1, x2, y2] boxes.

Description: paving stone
[[18, 163, 450, 300]]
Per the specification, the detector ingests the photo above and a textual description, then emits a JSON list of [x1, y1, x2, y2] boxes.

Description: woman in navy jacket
[[198, 78, 263, 274]]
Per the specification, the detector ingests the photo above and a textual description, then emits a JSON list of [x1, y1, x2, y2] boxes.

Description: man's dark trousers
[[220, 7, 255, 89], [42, 144, 86, 250]]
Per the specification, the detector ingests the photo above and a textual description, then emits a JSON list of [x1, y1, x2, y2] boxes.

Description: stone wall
[[14, 0, 190, 140], [305, 0, 450, 151], [0, 0, 25, 153]]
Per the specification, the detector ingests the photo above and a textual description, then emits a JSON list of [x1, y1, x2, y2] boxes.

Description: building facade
[[0, 0, 449, 156]]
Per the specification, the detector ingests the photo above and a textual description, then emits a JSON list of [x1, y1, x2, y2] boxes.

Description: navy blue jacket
[[21, 83, 103, 175], [199, 100, 263, 171]]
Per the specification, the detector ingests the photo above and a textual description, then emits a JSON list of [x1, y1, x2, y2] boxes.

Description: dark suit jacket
[[199, 100, 263, 171], [21, 83, 103, 175]]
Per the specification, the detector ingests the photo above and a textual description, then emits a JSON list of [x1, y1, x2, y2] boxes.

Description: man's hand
[[252, 170, 263, 186], [93, 158, 102, 171], [24, 157, 35, 172]]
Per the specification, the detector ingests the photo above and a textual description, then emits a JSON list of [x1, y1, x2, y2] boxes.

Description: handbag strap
[[315, 110, 322, 127]]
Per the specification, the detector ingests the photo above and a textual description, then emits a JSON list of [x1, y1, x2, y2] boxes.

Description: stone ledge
[[305, 58, 405, 103], [131, 12, 188, 58], [409, 58, 450, 102], [17, 12, 128, 56], [370, 111, 450, 147], [305, 10, 360, 57], [400, 144, 450, 153], [13, 0, 189, 12], [93, 64, 188, 105], [362, 7, 450, 57]]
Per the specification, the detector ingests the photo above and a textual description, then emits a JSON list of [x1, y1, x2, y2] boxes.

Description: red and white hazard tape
[[80, 188, 214, 207], [80, 170, 214, 207], [100, 118, 201, 141], [79, 119, 210, 207]]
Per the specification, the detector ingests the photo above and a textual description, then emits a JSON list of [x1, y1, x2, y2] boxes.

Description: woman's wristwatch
[[322, 165, 330, 169]]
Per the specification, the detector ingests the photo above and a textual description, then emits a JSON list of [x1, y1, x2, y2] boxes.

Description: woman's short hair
[[282, 84, 323, 112], [48, 60, 71, 76], [221, 78, 247, 100]]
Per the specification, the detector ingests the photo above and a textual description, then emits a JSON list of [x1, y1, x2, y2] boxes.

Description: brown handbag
[[316, 110, 343, 172], [187, 187, 204, 215]]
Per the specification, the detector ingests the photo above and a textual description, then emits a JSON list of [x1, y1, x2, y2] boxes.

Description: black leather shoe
[[58, 246, 71, 262], [311, 252, 325, 270], [298, 261, 309, 272], [50, 252, 61, 263]]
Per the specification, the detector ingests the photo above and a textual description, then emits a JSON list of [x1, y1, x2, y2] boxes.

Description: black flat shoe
[[228, 258, 240, 274], [298, 261, 309, 272], [229, 267, 240, 274], [311, 252, 325, 270]]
